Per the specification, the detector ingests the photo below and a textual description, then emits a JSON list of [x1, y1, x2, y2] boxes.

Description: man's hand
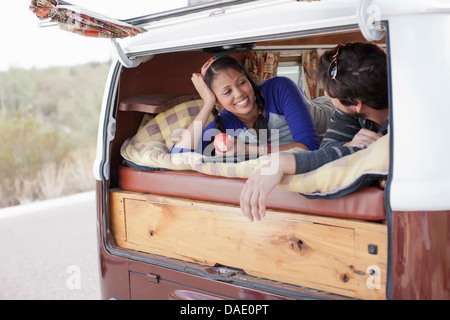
[[239, 153, 296, 222], [344, 128, 383, 149]]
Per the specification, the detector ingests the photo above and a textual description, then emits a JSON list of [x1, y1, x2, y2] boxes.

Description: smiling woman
[[171, 54, 319, 156]]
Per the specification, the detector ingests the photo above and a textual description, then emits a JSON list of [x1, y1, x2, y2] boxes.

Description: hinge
[[111, 39, 143, 68], [205, 266, 241, 279]]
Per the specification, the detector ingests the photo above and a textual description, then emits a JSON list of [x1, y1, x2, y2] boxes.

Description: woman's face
[[210, 68, 257, 118]]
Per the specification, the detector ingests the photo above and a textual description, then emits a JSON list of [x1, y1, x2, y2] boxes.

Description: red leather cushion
[[117, 166, 386, 221]]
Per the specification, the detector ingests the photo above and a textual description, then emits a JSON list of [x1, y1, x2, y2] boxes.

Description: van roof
[[117, 0, 450, 57], [118, 0, 360, 57]]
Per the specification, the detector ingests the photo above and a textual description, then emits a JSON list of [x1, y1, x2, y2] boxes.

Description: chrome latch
[[146, 273, 161, 284]]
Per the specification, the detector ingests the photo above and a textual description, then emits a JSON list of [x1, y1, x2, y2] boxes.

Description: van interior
[[106, 29, 389, 300]]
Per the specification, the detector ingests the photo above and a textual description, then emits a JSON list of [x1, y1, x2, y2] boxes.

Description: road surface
[[0, 191, 101, 300]]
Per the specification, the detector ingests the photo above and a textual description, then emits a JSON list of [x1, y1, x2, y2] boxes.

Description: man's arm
[[239, 145, 360, 221], [320, 109, 362, 148], [293, 145, 360, 174], [240, 109, 362, 221]]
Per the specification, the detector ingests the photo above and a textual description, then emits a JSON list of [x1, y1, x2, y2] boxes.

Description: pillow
[[279, 134, 389, 198], [307, 96, 335, 135], [121, 99, 212, 171]]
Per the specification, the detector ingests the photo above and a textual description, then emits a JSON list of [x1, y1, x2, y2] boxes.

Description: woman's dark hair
[[203, 55, 269, 141], [318, 42, 388, 110]]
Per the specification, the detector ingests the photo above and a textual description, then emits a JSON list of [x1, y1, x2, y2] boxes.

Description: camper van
[[87, 0, 450, 300]]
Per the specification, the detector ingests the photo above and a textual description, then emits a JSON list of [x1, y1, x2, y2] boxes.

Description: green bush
[[0, 113, 70, 180], [0, 62, 110, 208]]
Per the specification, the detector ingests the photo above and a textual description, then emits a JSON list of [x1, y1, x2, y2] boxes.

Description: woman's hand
[[171, 73, 218, 151], [191, 73, 216, 111], [214, 135, 247, 157]]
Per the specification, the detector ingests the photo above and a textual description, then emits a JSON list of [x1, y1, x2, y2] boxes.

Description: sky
[[0, 0, 187, 71]]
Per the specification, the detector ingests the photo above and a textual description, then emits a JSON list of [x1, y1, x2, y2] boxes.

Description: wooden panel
[[118, 51, 246, 99], [257, 30, 386, 47], [110, 190, 387, 300], [119, 94, 180, 113]]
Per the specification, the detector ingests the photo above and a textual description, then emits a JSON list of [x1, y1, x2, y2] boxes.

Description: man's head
[[318, 42, 388, 112]]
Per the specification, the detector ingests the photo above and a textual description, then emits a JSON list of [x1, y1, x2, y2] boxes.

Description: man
[[240, 42, 389, 222]]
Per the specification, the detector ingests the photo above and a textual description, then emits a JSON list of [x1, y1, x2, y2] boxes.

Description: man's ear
[[354, 100, 364, 113]]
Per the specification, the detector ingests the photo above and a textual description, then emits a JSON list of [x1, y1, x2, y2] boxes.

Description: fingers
[[239, 193, 253, 222], [191, 72, 204, 83], [191, 73, 208, 95], [256, 190, 268, 220], [240, 179, 262, 222], [239, 154, 293, 222], [351, 129, 383, 148], [191, 73, 216, 107], [239, 178, 251, 221], [240, 170, 277, 222], [248, 187, 265, 222]]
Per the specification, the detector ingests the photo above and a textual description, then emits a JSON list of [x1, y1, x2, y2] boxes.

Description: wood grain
[[110, 189, 387, 299]]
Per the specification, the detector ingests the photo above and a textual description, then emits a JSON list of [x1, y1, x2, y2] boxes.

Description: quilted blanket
[[120, 99, 389, 198]]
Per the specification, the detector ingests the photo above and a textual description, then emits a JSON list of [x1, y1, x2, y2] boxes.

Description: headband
[[201, 54, 229, 77]]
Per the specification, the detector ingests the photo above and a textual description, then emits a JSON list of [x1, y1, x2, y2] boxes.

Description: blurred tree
[[0, 62, 110, 207]]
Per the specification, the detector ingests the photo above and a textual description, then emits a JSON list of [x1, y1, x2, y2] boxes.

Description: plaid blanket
[[121, 99, 389, 197]]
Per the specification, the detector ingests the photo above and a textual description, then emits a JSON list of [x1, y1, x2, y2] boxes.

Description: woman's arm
[[265, 77, 319, 151], [278, 142, 309, 152], [172, 73, 216, 152], [215, 137, 308, 157]]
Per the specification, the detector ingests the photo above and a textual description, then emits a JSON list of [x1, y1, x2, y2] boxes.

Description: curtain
[[244, 51, 280, 83], [29, 0, 145, 38], [301, 50, 323, 100]]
